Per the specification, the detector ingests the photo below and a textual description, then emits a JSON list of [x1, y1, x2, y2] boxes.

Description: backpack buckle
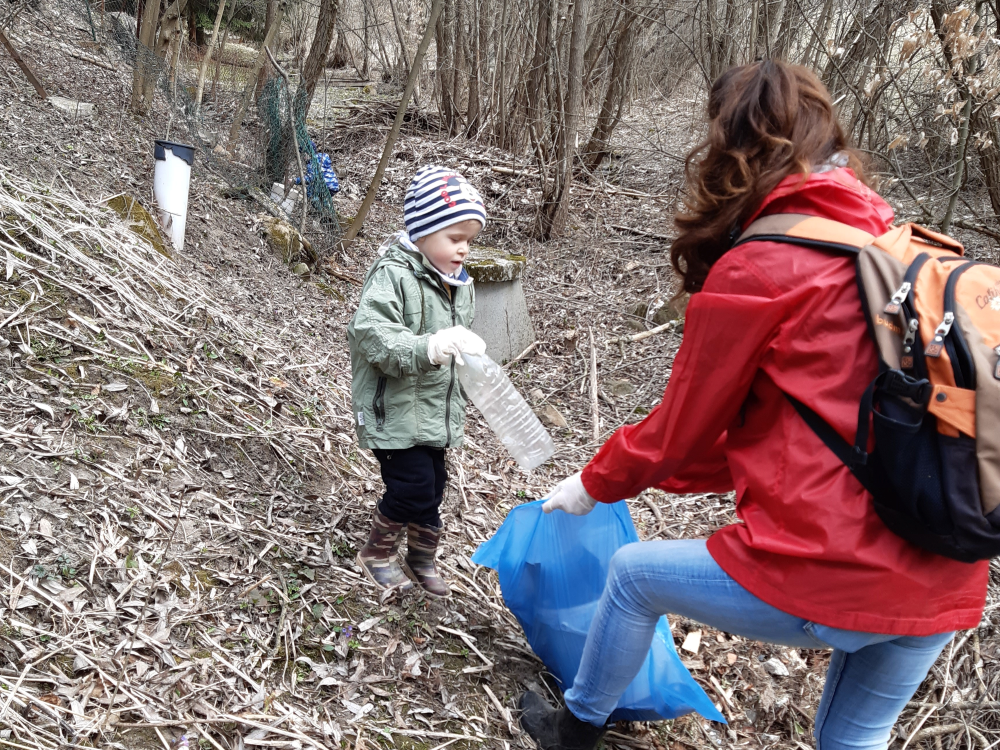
[[879, 370, 931, 405]]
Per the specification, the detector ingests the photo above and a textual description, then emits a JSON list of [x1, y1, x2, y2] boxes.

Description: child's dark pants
[[373, 446, 446, 527]]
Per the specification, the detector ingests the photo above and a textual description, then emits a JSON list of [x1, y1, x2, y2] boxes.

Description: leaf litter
[[0, 11, 998, 745]]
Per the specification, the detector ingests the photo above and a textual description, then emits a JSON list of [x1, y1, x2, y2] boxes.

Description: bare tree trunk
[[435, 0, 457, 133], [169, 12, 185, 96], [210, 2, 236, 103], [330, 24, 351, 70], [808, 0, 835, 69], [227, 0, 287, 148], [747, 0, 759, 61], [256, 0, 278, 99], [493, 0, 510, 147], [464, 0, 483, 136], [582, 6, 637, 172], [187, 0, 200, 46], [131, 0, 160, 112], [973, 106, 1000, 220], [194, 0, 227, 109], [388, 0, 411, 77], [527, 0, 552, 146], [300, 0, 339, 111], [452, 0, 467, 129], [340, 0, 446, 253], [155, 0, 189, 66], [361, 0, 370, 78], [942, 96, 972, 233], [583, 8, 615, 89], [540, 0, 592, 239]]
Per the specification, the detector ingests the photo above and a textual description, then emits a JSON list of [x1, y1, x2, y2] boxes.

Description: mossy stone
[[106, 195, 171, 258], [262, 216, 301, 263], [465, 246, 526, 283]]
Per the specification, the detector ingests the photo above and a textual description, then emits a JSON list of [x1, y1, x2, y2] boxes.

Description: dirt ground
[[0, 3, 998, 750]]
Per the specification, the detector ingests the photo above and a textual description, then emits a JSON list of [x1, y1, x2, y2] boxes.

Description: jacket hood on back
[[745, 168, 895, 237]]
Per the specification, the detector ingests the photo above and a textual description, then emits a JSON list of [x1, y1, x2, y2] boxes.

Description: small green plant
[[56, 553, 76, 580], [136, 407, 170, 430], [329, 540, 352, 558], [79, 415, 106, 434], [124, 506, 140, 521]]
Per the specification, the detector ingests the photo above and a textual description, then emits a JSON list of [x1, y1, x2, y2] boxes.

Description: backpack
[[736, 214, 1000, 563]]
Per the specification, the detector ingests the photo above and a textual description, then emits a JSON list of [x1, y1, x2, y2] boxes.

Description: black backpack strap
[[785, 391, 877, 496], [785, 371, 932, 498]]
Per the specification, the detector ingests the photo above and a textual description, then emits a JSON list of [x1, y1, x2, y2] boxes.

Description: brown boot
[[357, 510, 413, 592], [402, 523, 451, 599]]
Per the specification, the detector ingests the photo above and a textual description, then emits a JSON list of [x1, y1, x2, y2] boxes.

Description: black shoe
[[518, 691, 606, 750]]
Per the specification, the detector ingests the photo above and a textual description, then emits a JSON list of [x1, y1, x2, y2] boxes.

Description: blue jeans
[[563, 540, 953, 750]]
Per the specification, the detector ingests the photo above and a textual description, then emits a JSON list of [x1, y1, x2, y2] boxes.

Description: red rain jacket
[[582, 169, 988, 635]]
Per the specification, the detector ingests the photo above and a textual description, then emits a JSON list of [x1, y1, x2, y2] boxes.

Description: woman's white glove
[[542, 472, 598, 515], [428, 326, 487, 366]]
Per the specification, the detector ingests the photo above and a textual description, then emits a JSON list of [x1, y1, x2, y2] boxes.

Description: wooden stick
[[610, 319, 678, 345], [0, 29, 46, 99], [503, 340, 538, 368], [589, 326, 599, 443], [67, 51, 117, 71], [325, 263, 363, 285], [609, 223, 671, 242]]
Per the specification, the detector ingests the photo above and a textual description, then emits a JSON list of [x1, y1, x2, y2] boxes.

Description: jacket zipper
[[373, 375, 387, 431], [444, 290, 457, 448]]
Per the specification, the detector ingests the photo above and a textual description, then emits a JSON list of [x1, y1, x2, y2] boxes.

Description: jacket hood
[[376, 230, 472, 287], [744, 168, 895, 237]]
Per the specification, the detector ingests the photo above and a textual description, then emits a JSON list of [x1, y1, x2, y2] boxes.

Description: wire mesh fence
[[69, 0, 342, 255]]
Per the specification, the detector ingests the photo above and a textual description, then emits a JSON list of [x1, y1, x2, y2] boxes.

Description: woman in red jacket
[[518, 60, 988, 750]]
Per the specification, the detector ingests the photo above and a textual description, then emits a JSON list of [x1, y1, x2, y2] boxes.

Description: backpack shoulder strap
[[734, 213, 876, 254]]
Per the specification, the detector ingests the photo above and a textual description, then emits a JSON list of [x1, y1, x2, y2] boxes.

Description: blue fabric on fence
[[295, 142, 340, 198], [472, 500, 726, 723]]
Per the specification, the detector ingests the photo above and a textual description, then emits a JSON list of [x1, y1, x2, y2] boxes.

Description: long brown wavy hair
[[670, 60, 868, 293]]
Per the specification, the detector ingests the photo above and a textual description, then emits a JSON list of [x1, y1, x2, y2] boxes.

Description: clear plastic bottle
[[457, 353, 556, 470]]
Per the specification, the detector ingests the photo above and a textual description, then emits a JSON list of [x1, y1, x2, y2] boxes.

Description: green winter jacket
[[347, 236, 475, 450]]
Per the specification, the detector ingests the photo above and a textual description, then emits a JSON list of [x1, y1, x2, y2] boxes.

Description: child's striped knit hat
[[404, 166, 487, 242]]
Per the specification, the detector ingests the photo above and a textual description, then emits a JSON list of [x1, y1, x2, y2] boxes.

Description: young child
[[347, 165, 488, 598]]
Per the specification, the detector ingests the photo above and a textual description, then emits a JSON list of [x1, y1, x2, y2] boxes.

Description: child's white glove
[[428, 326, 487, 366], [542, 472, 598, 515]]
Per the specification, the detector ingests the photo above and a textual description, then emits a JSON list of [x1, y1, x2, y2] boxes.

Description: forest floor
[[0, 3, 998, 750]]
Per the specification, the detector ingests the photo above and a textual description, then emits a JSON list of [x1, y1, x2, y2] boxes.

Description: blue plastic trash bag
[[472, 500, 726, 724]]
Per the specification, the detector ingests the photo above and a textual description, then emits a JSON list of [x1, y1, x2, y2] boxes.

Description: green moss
[[465, 246, 526, 283], [106, 196, 171, 258], [134, 366, 177, 395], [193, 569, 219, 588], [315, 280, 345, 301]]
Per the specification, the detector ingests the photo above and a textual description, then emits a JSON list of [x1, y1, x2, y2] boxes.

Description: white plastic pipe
[[153, 140, 195, 251]]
